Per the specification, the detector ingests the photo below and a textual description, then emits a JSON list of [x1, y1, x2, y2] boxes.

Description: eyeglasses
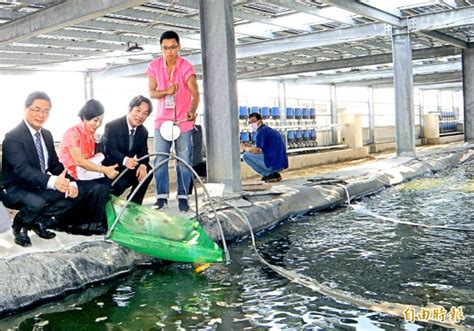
[[162, 44, 179, 51], [28, 107, 50, 115]]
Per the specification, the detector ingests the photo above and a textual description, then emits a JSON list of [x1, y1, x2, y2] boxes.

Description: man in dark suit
[[103, 95, 153, 205], [1, 91, 79, 247]]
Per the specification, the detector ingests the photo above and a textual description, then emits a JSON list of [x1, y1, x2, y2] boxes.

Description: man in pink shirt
[[146, 30, 200, 212]]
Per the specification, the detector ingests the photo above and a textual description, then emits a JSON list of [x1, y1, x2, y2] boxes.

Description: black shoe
[[12, 224, 32, 247], [31, 222, 56, 239], [261, 174, 271, 181], [264, 172, 282, 183], [89, 224, 107, 235], [153, 198, 168, 210], [178, 199, 189, 212]]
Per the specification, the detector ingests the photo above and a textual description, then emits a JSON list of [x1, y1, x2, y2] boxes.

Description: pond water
[[2, 165, 473, 330]]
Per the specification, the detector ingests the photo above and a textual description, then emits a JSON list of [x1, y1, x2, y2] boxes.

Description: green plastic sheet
[[106, 196, 224, 263]]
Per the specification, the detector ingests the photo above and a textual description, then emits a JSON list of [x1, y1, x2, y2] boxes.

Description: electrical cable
[[211, 199, 470, 330]]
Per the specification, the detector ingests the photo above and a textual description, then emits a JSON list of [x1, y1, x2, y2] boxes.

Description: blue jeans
[[242, 152, 273, 177], [154, 129, 192, 200]]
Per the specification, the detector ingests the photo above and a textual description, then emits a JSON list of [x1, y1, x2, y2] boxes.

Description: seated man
[[241, 112, 288, 182], [1, 91, 78, 247], [102, 95, 153, 204]]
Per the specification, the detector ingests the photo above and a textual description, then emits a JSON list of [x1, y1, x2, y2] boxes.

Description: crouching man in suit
[[103, 95, 153, 205], [1, 91, 78, 247]]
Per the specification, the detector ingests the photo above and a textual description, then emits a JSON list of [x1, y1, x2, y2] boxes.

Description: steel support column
[[199, 0, 241, 192], [278, 81, 287, 125], [84, 71, 94, 101], [330, 84, 338, 145], [368, 86, 375, 145], [392, 28, 416, 157], [462, 48, 474, 143]]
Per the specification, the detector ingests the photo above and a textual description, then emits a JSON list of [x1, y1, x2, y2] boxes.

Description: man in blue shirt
[[241, 112, 288, 182]]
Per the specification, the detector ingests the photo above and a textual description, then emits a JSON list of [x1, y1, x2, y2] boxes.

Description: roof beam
[[0, 0, 146, 47], [440, 0, 459, 9], [0, 51, 79, 61], [320, 0, 403, 26], [45, 28, 157, 46], [75, 19, 168, 36], [16, 37, 125, 50], [0, 45, 106, 56], [284, 62, 461, 85], [339, 72, 462, 87], [234, 23, 387, 59], [115, 8, 199, 29], [265, 0, 356, 25], [232, 7, 313, 33], [408, 6, 474, 32], [93, 22, 388, 78], [239, 46, 461, 79], [326, 2, 472, 48], [420, 31, 468, 49], [0, 58, 58, 65]]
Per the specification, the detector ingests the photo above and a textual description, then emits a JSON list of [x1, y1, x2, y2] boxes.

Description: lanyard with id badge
[[164, 65, 176, 111]]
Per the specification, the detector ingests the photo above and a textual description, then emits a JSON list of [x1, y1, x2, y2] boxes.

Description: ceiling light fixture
[[126, 42, 144, 52]]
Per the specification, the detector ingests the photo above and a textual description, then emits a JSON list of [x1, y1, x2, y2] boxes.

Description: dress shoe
[[31, 221, 56, 239], [12, 224, 32, 247]]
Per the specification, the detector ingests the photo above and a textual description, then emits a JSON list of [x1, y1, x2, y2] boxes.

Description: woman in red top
[[59, 99, 118, 234]]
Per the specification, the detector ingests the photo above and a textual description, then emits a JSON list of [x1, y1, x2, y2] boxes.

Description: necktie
[[34, 131, 46, 172], [129, 128, 135, 152]]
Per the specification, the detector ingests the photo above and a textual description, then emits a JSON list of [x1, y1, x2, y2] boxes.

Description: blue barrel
[[309, 108, 316, 119], [271, 106, 280, 119], [302, 108, 310, 119], [250, 106, 260, 115], [303, 129, 311, 140], [239, 106, 248, 119], [240, 131, 250, 143], [287, 130, 295, 142], [295, 108, 302, 119], [261, 106, 271, 119], [310, 128, 317, 140], [286, 107, 295, 119], [295, 129, 303, 141]]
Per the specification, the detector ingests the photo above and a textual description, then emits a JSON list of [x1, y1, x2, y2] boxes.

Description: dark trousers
[[2, 188, 76, 228], [111, 166, 152, 205], [68, 178, 111, 228]]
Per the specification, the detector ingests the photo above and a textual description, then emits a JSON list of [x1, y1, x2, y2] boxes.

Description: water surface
[[2, 166, 473, 330]]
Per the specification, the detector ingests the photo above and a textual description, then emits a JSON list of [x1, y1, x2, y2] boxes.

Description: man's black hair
[[78, 99, 105, 121], [129, 95, 153, 115], [248, 112, 262, 121], [25, 91, 51, 108], [160, 31, 180, 45]]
